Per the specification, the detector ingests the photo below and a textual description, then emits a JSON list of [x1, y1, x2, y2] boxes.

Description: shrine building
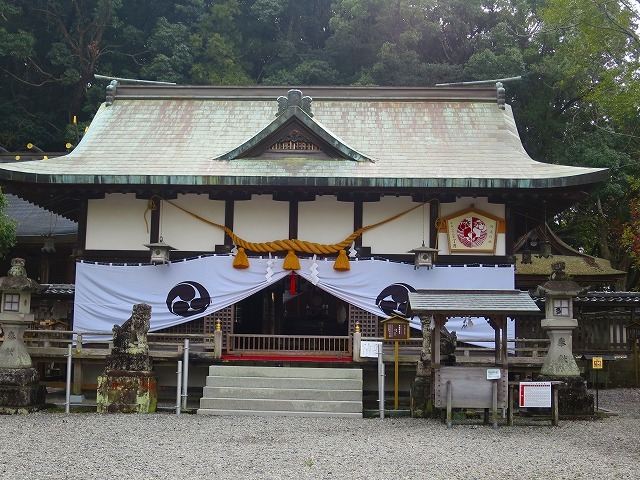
[[0, 84, 608, 359]]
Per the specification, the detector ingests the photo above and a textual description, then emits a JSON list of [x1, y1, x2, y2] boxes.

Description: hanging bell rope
[[154, 196, 426, 270]]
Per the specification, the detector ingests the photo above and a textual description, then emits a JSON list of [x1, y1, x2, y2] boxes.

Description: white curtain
[[74, 256, 515, 342]]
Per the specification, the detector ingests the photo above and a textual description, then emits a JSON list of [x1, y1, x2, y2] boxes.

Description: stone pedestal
[[96, 372, 157, 413], [410, 361, 434, 418], [0, 367, 46, 414], [540, 318, 581, 377], [96, 303, 156, 413]]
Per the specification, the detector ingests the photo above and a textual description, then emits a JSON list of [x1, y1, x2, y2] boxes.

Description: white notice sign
[[519, 382, 552, 408], [360, 341, 383, 358]]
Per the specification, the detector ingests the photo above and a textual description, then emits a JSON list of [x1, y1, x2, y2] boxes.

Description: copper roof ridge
[[114, 84, 498, 102]]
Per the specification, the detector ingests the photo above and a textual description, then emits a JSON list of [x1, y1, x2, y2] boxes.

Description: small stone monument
[[96, 303, 157, 413], [534, 261, 594, 417], [0, 258, 45, 414]]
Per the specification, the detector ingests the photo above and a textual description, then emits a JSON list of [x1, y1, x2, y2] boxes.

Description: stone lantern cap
[[0, 258, 42, 292], [533, 261, 585, 297]]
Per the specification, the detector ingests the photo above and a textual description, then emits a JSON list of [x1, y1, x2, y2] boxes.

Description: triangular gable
[[216, 90, 374, 162]]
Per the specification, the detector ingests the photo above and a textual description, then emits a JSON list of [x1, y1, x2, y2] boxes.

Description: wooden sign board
[[442, 207, 502, 254], [381, 315, 410, 340]]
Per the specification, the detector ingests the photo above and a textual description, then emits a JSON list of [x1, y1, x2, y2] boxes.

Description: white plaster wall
[[86, 194, 149, 250], [234, 195, 289, 243], [437, 197, 506, 256], [298, 195, 354, 245], [362, 196, 426, 255], [160, 195, 225, 251]]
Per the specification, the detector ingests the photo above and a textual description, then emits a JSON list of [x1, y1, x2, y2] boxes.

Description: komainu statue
[[112, 303, 151, 355], [419, 315, 457, 365], [98, 303, 157, 413]]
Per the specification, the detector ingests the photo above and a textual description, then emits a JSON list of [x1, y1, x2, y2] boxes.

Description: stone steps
[[197, 365, 362, 418]]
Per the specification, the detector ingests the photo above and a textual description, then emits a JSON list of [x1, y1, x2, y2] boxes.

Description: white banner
[[74, 256, 515, 342]]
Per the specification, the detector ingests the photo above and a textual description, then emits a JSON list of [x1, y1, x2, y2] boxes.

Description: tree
[[0, 191, 16, 259], [528, 0, 640, 289]]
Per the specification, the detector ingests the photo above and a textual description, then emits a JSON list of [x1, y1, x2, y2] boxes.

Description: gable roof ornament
[[277, 89, 313, 117], [216, 88, 373, 162]]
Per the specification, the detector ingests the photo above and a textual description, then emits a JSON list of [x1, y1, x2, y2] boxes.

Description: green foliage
[[0, 191, 16, 260]]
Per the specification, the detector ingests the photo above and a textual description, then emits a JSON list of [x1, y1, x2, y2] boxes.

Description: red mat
[[221, 354, 353, 363]]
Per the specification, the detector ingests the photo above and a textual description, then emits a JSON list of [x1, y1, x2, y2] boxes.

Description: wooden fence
[[226, 334, 352, 357]]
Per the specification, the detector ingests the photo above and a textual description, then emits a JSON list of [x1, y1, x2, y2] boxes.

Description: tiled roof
[[409, 290, 541, 315], [5, 194, 77, 236], [39, 284, 75, 296], [0, 86, 607, 190], [533, 292, 640, 304], [515, 254, 626, 277]]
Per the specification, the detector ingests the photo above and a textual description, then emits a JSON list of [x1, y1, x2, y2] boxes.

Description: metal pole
[[182, 339, 190, 410], [93, 74, 176, 85], [595, 369, 599, 411], [65, 344, 72, 414], [176, 360, 182, 415], [378, 343, 385, 419]]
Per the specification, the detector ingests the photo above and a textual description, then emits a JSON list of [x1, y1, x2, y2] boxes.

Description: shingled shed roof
[[408, 289, 540, 316], [0, 85, 607, 190]]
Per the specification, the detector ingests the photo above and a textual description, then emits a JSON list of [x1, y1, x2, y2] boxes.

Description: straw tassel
[[333, 249, 350, 271], [233, 247, 250, 269], [283, 250, 300, 270]]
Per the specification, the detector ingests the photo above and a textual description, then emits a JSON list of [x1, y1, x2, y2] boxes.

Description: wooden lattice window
[[349, 304, 380, 337], [3, 293, 20, 312], [267, 128, 320, 152], [211, 306, 234, 349]]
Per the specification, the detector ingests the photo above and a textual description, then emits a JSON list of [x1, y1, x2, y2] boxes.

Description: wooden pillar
[[429, 201, 439, 248], [73, 358, 83, 395], [433, 315, 443, 365], [490, 317, 500, 365], [501, 315, 509, 369]]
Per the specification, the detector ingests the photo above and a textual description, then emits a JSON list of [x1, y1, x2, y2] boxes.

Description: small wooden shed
[[408, 289, 541, 425]]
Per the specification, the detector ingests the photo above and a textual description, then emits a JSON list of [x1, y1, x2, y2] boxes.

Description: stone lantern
[[534, 261, 593, 417], [0, 258, 45, 413]]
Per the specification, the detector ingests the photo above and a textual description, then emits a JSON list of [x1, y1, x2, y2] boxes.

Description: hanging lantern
[[144, 238, 176, 265], [408, 245, 439, 270]]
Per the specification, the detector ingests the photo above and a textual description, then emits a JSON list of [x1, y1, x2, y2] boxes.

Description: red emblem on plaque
[[456, 217, 488, 248]]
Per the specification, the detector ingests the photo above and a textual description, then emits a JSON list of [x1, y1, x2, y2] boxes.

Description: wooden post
[[493, 318, 500, 365], [353, 322, 361, 362], [433, 315, 442, 366], [552, 383, 560, 426], [491, 380, 498, 429], [72, 357, 83, 395], [446, 380, 452, 428], [394, 340, 399, 410], [501, 316, 508, 369], [213, 319, 222, 359], [508, 383, 515, 426]]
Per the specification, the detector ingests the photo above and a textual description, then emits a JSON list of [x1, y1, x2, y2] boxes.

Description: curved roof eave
[[0, 168, 609, 190]]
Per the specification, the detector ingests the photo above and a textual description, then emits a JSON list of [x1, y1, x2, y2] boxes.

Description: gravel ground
[[1, 389, 638, 479]]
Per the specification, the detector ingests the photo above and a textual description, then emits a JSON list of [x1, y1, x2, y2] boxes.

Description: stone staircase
[[197, 365, 362, 418]]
